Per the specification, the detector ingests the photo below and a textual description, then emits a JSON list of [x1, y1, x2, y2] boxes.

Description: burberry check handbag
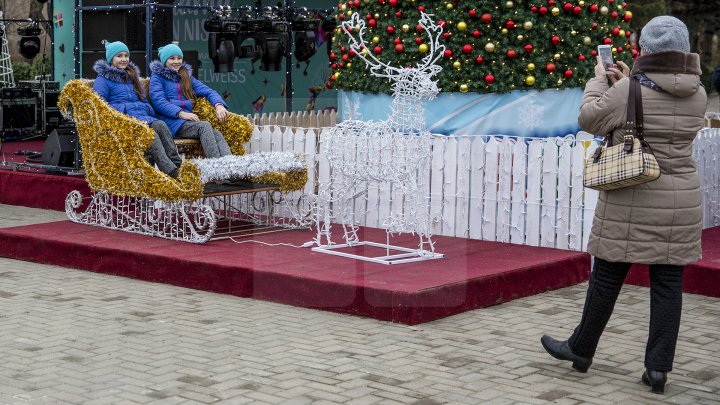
[[583, 77, 660, 191]]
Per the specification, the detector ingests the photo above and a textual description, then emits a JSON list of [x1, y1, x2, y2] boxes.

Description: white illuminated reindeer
[[313, 12, 445, 264]]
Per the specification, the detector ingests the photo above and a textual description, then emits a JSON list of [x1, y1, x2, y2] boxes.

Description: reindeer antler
[[415, 13, 445, 74], [340, 13, 400, 78]]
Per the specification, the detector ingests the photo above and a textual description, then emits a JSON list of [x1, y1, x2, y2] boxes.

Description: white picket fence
[[243, 125, 720, 252], [245, 109, 337, 129]]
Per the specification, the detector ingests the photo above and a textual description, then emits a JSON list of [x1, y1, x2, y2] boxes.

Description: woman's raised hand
[[607, 61, 630, 85], [215, 104, 228, 123]]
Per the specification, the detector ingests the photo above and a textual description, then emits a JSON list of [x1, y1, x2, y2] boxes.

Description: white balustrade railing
[[244, 125, 720, 251]]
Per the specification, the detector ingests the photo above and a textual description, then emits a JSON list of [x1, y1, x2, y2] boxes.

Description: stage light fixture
[[293, 31, 316, 62], [259, 34, 286, 71], [207, 33, 236, 73], [17, 23, 42, 60]]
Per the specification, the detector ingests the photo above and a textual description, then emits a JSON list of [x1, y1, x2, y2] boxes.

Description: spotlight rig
[[17, 21, 42, 60], [203, 4, 326, 73]]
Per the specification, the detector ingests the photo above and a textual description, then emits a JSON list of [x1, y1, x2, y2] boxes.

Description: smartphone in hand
[[597, 45, 614, 75]]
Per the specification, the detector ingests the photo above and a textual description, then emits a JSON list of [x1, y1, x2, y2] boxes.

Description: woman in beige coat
[[541, 16, 706, 394]]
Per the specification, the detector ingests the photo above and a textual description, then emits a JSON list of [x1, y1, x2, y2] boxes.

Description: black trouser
[[568, 258, 684, 371]]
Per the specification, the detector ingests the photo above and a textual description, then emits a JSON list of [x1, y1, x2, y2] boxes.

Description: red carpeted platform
[[0, 221, 590, 324], [0, 140, 89, 211], [627, 226, 720, 298]]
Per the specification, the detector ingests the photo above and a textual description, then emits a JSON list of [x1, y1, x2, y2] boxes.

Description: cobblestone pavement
[[0, 205, 718, 404]]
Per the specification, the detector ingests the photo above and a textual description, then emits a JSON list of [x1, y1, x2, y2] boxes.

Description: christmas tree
[[328, 0, 633, 94]]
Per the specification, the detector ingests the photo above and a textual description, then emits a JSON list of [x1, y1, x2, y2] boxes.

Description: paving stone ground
[[0, 204, 718, 404]]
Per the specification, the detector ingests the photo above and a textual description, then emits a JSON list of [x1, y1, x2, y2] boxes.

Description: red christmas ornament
[[366, 13, 372, 20], [531, 6, 538, 13], [396, 11, 402, 18], [342, 54, 349, 62], [611, 27, 620, 37], [481, 13, 492, 24], [329, 52, 337, 61], [573, 6, 581, 14], [326, 82, 332, 89], [443, 49, 453, 58], [339, 14, 344, 20], [442, 32, 451, 39], [578, 54, 586, 61], [624, 13, 632, 22], [506, 20, 516, 29], [469, 9, 477, 18], [524, 44, 533, 53], [611, 11, 618, 19], [623, 2, 627, 8], [564, 69, 573, 79], [389, 0, 398, 7], [387, 26, 395, 34], [539, 7, 548, 15], [330, 75, 336, 81], [591, 50, 597, 56], [374, 46, 382, 54], [617, 46, 623, 52], [546, 63, 556, 73], [625, 30, 632, 38], [563, 3, 572, 12], [551, 36, 561, 45], [589, 4, 598, 12], [462, 44, 473, 54], [475, 56, 484, 64], [340, 47, 346, 54], [331, 63, 337, 69], [393, 38, 402, 45], [484, 74, 495, 84], [418, 5, 425, 12], [591, 22, 598, 30], [472, 30, 481, 38], [506, 49, 516, 58], [416, 25, 423, 32], [548, 0, 555, 5], [347, 1, 353, 9], [354, 0, 359, 6], [631, 49, 638, 56], [603, 37, 612, 45], [608, 0, 614, 3], [438, 20, 446, 29], [369, 19, 377, 28], [395, 44, 404, 53], [415, 37, 423, 44], [377, 0, 385, 4], [349, 49, 357, 57]]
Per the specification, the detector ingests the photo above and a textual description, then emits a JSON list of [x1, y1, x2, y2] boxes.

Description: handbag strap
[[593, 76, 645, 162]]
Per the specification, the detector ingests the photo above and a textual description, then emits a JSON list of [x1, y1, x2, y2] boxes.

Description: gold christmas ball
[[527, 63, 535, 71], [617, 4, 623, 10], [552, 7, 560, 16], [619, 29, 626, 37], [346, 62, 352, 68], [372, 36, 380, 44], [578, 0, 585, 6], [485, 42, 495, 52], [626, 11, 633, 18], [361, 48, 369, 55], [501, 28, 508, 35], [341, 4, 347, 11], [525, 76, 536, 85], [600, 6, 609, 15], [446, 3, 453, 10], [571, 30, 577, 36], [457, 21, 467, 31], [612, 47, 617, 53], [419, 43, 429, 53], [374, 13, 379, 18], [554, 53, 561, 60], [557, 79, 563, 86], [346, 10, 352, 16], [523, 21, 533, 30], [460, 84, 469, 93], [334, 71, 340, 79], [517, 35, 524, 41], [363, 0, 370, 3], [583, 36, 592, 45], [453, 61, 462, 69], [506, 1, 514, 8], [402, 24, 410, 32]]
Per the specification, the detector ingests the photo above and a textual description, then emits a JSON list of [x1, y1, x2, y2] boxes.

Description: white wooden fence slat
[[510, 139, 527, 245], [525, 139, 543, 246], [582, 141, 600, 251], [454, 137, 472, 238], [540, 140, 559, 248], [429, 136, 446, 235], [496, 138, 513, 243], [481, 137, 499, 241], [568, 142, 586, 251], [442, 137, 459, 236], [468, 137, 486, 240], [270, 126, 283, 152], [556, 139, 573, 250]]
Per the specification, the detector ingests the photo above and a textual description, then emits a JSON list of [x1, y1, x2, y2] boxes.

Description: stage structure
[[313, 13, 445, 264]]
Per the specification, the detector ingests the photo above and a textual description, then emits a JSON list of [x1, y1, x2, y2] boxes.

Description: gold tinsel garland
[[59, 80, 203, 201], [193, 97, 252, 156]]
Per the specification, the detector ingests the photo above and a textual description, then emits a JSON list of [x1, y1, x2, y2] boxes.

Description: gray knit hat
[[639, 16, 690, 54]]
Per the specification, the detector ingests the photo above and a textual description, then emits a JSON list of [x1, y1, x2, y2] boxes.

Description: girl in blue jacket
[[93, 41, 182, 178], [149, 43, 232, 158]]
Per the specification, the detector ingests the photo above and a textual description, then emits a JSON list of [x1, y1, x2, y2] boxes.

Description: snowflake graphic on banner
[[342, 93, 362, 120], [518, 102, 545, 130]]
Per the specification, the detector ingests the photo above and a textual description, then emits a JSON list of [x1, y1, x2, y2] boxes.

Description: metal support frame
[[312, 241, 444, 265]]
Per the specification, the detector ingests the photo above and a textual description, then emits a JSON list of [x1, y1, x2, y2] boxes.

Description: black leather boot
[[540, 335, 593, 373], [642, 369, 667, 394]]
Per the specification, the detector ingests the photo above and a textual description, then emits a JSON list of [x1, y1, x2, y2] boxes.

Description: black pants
[[568, 258, 684, 371]]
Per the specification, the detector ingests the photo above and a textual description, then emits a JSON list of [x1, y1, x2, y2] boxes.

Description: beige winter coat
[[580, 51, 707, 265]]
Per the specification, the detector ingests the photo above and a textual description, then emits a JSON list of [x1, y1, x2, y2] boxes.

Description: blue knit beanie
[[159, 43, 183, 65], [104, 41, 129, 62]]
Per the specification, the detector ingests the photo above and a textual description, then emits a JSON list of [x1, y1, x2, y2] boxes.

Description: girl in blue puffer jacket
[[93, 41, 182, 178], [149, 43, 231, 158]]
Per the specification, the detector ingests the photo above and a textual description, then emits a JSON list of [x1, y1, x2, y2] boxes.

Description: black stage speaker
[[82, 0, 173, 51], [43, 127, 82, 168], [0, 98, 37, 138]]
